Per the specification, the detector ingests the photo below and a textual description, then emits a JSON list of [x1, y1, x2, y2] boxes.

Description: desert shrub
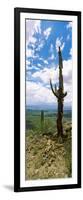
[[42, 118, 56, 135]]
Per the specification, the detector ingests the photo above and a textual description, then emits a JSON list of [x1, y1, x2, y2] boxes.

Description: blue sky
[[26, 19, 72, 108]]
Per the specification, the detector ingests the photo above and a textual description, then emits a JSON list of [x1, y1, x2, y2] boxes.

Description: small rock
[[47, 139, 51, 146], [35, 169, 39, 174]]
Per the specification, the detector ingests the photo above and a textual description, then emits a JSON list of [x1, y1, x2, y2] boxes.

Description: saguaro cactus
[[50, 46, 67, 137], [41, 110, 44, 131]]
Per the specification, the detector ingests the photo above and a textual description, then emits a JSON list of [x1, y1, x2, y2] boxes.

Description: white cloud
[[32, 59, 72, 85], [67, 34, 70, 40], [50, 44, 54, 53], [32, 54, 39, 59], [26, 20, 35, 41], [60, 59, 72, 104], [26, 48, 34, 58], [34, 20, 41, 34], [49, 44, 55, 60], [44, 60, 48, 65], [32, 66, 58, 84], [66, 22, 72, 29], [26, 81, 56, 105], [26, 60, 30, 66], [26, 22, 51, 60], [61, 42, 65, 51], [27, 65, 39, 71], [69, 48, 72, 56], [39, 57, 44, 61], [26, 20, 41, 58], [37, 63, 42, 67], [36, 40, 45, 51], [30, 37, 37, 44], [26, 19, 41, 42], [56, 37, 65, 52], [43, 27, 52, 39], [49, 54, 55, 60], [27, 59, 72, 105]]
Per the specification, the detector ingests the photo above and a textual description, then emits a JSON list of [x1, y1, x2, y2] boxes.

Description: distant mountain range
[[26, 104, 72, 111]]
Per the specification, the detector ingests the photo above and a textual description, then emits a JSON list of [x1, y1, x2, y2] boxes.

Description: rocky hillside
[[25, 127, 72, 180]]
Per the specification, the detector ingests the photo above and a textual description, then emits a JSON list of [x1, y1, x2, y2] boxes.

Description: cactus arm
[[50, 79, 59, 98], [50, 79, 55, 95], [62, 91, 67, 98]]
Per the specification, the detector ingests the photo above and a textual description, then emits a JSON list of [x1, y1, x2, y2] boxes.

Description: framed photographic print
[[14, 7, 81, 192]]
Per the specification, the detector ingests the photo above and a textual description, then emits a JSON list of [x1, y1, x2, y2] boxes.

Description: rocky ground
[[25, 127, 72, 180]]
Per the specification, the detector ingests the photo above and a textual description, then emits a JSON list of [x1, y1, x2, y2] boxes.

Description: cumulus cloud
[[32, 59, 72, 84], [56, 37, 65, 52], [26, 81, 56, 105], [26, 59, 72, 106], [32, 66, 57, 84]]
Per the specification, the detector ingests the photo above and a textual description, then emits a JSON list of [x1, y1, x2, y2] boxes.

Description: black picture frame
[[14, 7, 81, 192]]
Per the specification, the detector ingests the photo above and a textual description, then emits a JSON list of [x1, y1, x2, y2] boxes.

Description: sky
[[26, 19, 72, 109]]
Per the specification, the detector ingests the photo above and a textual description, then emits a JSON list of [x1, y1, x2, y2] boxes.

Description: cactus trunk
[[41, 110, 44, 131], [50, 46, 67, 137], [57, 99, 63, 137]]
